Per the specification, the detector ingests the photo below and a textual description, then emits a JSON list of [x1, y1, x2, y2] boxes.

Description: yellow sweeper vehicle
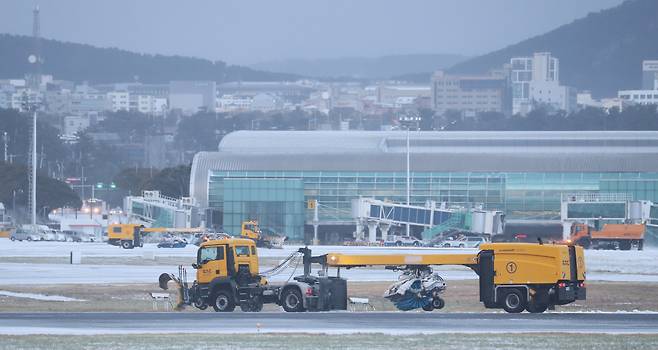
[[159, 239, 586, 313], [107, 223, 204, 249], [239, 220, 286, 249]]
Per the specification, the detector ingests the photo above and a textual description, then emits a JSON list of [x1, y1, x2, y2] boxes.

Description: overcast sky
[[0, 0, 625, 65]]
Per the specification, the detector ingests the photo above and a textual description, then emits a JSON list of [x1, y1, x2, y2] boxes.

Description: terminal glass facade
[[207, 171, 658, 240], [211, 178, 305, 238]]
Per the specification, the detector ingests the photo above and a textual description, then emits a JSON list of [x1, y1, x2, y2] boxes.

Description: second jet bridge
[[352, 198, 504, 242]]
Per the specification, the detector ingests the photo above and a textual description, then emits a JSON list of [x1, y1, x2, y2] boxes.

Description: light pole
[[31, 108, 37, 227], [3, 131, 7, 163], [406, 127, 411, 237]]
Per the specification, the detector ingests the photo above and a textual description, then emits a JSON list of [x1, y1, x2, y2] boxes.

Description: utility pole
[[30, 6, 42, 90], [81, 166, 85, 200], [3, 132, 7, 163], [30, 108, 37, 227], [27, 5, 41, 227], [406, 127, 411, 237]]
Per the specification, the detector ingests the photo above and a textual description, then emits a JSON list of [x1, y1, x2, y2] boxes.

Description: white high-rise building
[[642, 60, 658, 90], [618, 60, 658, 107], [511, 52, 575, 115]]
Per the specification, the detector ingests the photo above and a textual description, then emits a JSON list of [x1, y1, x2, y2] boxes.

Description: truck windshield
[[198, 246, 224, 264], [235, 246, 250, 256]]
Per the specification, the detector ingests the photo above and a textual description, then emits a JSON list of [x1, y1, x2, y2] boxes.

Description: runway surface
[[2, 312, 658, 335]]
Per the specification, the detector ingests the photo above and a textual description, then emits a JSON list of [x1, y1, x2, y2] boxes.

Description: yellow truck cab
[[187, 238, 267, 312], [195, 238, 259, 284], [107, 223, 143, 249], [240, 220, 260, 240]]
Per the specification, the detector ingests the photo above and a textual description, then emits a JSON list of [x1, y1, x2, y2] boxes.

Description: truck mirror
[[192, 263, 199, 269]]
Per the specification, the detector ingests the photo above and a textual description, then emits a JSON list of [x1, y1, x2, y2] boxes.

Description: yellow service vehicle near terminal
[[160, 239, 586, 313], [107, 223, 204, 249]]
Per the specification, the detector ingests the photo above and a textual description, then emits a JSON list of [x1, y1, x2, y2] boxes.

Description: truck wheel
[[422, 303, 434, 311], [501, 289, 526, 313], [121, 241, 133, 249], [10, 237, 15, 241], [458, 244, 465, 248], [432, 297, 445, 310], [619, 241, 631, 251], [281, 288, 305, 312], [396, 241, 403, 247], [193, 299, 208, 310], [526, 300, 548, 313], [212, 290, 235, 312], [638, 240, 644, 251]]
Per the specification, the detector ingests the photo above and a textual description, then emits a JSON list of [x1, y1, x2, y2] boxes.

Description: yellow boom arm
[[325, 253, 478, 268], [142, 227, 205, 233]]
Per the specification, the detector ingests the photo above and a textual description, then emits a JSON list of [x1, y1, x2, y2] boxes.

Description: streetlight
[[406, 126, 411, 237]]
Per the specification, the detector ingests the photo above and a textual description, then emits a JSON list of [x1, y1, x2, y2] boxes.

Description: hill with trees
[[0, 34, 299, 84], [448, 0, 658, 97], [250, 54, 467, 80], [0, 162, 81, 219]]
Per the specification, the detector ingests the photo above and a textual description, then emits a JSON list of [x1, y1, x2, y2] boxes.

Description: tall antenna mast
[[31, 5, 42, 89], [27, 5, 41, 227]]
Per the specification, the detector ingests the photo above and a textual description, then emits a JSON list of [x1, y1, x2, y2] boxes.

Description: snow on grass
[[0, 240, 198, 258], [3, 333, 655, 350], [0, 290, 83, 302]]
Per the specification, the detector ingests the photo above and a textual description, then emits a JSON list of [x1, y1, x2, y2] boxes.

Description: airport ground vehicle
[[240, 220, 286, 249], [62, 230, 96, 242], [107, 223, 203, 249], [441, 236, 487, 248], [568, 223, 644, 250], [157, 238, 188, 248], [384, 235, 422, 247], [10, 227, 41, 241], [159, 239, 586, 314]]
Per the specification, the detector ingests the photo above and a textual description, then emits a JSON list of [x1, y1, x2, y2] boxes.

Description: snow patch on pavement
[[0, 290, 83, 302]]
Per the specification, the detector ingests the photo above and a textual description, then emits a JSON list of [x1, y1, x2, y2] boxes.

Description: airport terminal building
[[190, 131, 658, 241]]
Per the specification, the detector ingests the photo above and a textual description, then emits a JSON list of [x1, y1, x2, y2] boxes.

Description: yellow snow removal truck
[[240, 220, 286, 249], [107, 223, 203, 249], [159, 239, 586, 313]]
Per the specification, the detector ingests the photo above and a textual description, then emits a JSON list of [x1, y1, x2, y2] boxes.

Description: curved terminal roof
[[191, 130, 658, 206]]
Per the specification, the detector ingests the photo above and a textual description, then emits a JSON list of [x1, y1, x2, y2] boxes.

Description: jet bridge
[[352, 198, 504, 242], [561, 193, 658, 240], [124, 191, 200, 228]]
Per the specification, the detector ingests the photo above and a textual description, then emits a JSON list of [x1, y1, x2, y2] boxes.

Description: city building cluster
[[1, 52, 656, 143]]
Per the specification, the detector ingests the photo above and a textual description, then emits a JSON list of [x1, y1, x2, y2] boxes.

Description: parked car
[[441, 236, 487, 248], [10, 228, 41, 241], [62, 230, 96, 242], [384, 235, 422, 247], [157, 238, 188, 248]]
